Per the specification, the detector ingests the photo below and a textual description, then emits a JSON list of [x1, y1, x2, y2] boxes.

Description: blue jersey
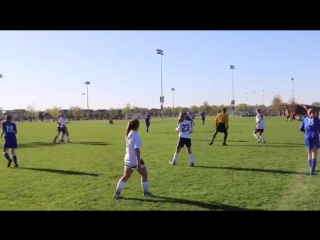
[[300, 116, 320, 138], [145, 114, 150, 120], [201, 112, 205, 119], [2, 121, 17, 139]]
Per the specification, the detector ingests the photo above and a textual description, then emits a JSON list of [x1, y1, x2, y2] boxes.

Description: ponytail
[[126, 122, 133, 137]]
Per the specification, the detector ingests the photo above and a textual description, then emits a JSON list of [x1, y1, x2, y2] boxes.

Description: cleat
[[143, 192, 154, 197], [169, 161, 176, 165], [209, 141, 213, 145], [223, 143, 227, 146], [113, 193, 122, 199], [7, 159, 12, 168], [257, 139, 262, 144], [190, 163, 195, 167], [14, 164, 18, 168]]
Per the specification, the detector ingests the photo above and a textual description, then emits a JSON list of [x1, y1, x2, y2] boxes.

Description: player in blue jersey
[[145, 112, 151, 132], [53, 120, 63, 143], [200, 110, 205, 125], [0, 115, 18, 167], [300, 108, 320, 175]]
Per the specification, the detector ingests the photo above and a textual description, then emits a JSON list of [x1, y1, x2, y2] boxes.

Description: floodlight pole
[[84, 81, 90, 118], [157, 49, 164, 121]]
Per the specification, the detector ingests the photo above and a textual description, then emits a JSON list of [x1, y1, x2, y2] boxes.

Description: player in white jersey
[[113, 119, 153, 199], [253, 109, 266, 143], [58, 113, 70, 143], [170, 112, 195, 167]]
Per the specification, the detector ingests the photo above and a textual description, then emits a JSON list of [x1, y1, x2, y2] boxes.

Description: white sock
[[115, 180, 125, 194], [141, 181, 149, 193], [66, 136, 70, 141], [253, 133, 259, 139], [189, 154, 194, 163], [260, 136, 264, 141], [173, 153, 179, 161]]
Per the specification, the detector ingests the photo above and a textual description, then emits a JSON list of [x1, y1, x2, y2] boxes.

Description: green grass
[[0, 116, 319, 210]]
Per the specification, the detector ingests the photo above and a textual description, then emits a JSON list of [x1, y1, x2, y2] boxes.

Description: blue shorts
[[4, 138, 17, 149], [57, 127, 62, 132], [145, 120, 150, 126], [305, 137, 320, 150]]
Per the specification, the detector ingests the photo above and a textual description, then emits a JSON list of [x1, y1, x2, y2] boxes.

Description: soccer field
[[0, 116, 319, 210]]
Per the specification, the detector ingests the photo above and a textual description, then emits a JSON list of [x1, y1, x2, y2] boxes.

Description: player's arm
[[225, 114, 229, 128], [176, 123, 181, 132], [300, 119, 305, 133], [215, 114, 220, 127], [133, 135, 142, 167], [0, 124, 4, 138], [14, 124, 17, 134]]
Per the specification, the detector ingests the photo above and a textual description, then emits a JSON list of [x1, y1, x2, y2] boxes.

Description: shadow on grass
[[124, 196, 262, 211], [72, 141, 111, 146], [194, 139, 248, 143], [196, 166, 306, 175], [20, 167, 99, 176], [19, 142, 58, 148], [226, 144, 304, 148]]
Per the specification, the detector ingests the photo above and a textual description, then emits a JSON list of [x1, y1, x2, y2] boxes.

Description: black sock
[[13, 155, 17, 165], [4, 153, 11, 161]]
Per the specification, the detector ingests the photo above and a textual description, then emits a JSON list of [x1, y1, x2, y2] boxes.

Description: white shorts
[[124, 158, 145, 170]]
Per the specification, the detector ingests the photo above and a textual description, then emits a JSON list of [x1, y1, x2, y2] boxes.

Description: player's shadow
[[124, 196, 263, 211], [20, 167, 99, 177], [228, 144, 304, 148], [72, 141, 111, 146], [19, 142, 58, 148], [194, 139, 248, 143], [195, 166, 306, 175]]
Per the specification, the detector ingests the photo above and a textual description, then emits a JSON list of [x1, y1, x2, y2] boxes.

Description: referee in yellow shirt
[[209, 107, 229, 146]]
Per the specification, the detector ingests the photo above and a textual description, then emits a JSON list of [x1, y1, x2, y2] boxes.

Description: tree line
[[3, 95, 320, 119]]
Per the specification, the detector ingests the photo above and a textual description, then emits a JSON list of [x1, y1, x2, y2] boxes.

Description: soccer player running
[[0, 115, 18, 167], [300, 108, 320, 175], [145, 112, 151, 133], [209, 108, 228, 146], [200, 110, 205, 125], [113, 119, 153, 199], [253, 108, 266, 143], [170, 112, 195, 167], [58, 113, 70, 143]]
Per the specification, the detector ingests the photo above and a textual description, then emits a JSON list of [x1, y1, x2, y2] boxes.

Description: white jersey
[[58, 117, 66, 126], [124, 130, 141, 167], [176, 119, 193, 139], [256, 114, 265, 129]]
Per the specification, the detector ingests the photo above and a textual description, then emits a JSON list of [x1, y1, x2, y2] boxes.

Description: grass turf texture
[[0, 116, 318, 210]]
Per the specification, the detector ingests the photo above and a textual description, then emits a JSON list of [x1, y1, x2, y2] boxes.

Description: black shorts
[[62, 126, 68, 134], [216, 123, 227, 133], [177, 137, 191, 148], [254, 129, 264, 134]]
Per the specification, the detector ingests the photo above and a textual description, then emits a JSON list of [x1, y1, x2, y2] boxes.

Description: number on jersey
[[6, 126, 14, 132], [181, 124, 190, 132]]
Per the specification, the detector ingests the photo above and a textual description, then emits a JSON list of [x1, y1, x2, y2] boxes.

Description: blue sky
[[0, 31, 319, 111]]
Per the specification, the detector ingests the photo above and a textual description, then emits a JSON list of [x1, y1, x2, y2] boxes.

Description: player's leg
[[170, 139, 182, 165], [145, 121, 150, 132], [209, 126, 219, 145], [3, 147, 12, 167], [259, 130, 266, 143], [222, 127, 228, 145], [310, 137, 319, 174], [65, 127, 70, 142], [113, 166, 134, 199], [253, 129, 260, 142], [186, 139, 194, 167], [136, 159, 153, 196], [53, 129, 61, 143], [11, 148, 18, 167], [306, 138, 314, 174]]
